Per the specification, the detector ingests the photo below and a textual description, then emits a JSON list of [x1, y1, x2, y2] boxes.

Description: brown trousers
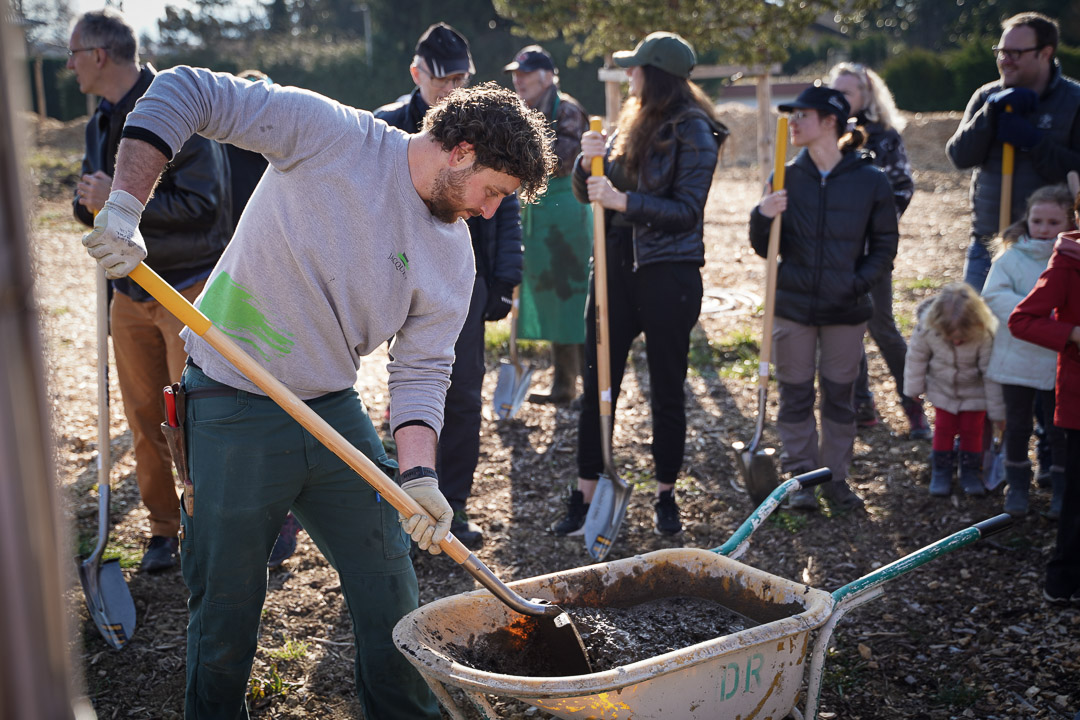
[[110, 280, 205, 538]]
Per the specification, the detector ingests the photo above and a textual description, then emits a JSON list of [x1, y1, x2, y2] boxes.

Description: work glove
[[399, 476, 453, 555], [483, 280, 515, 321], [986, 87, 1038, 116], [997, 113, 1043, 150], [82, 189, 147, 279]]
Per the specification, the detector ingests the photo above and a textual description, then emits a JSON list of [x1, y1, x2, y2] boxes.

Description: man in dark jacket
[[69, 9, 232, 572], [947, 11, 1080, 291], [374, 22, 523, 549]]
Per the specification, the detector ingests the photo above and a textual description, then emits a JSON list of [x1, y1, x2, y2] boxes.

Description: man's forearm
[[394, 424, 438, 473], [112, 138, 170, 204]]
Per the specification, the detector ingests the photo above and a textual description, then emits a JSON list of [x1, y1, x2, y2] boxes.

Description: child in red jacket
[[1009, 186, 1080, 605]]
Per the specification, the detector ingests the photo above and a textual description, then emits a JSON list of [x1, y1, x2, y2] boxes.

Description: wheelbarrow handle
[[832, 513, 1013, 602], [714, 468, 831, 558]]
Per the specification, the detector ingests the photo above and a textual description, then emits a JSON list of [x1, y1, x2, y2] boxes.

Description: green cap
[[613, 32, 696, 79]]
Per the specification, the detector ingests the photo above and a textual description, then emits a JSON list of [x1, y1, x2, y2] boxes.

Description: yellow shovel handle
[[1000, 104, 1014, 233]]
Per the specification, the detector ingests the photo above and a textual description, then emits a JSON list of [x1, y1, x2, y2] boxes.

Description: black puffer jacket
[[572, 107, 727, 269], [74, 65, 232, 300], [749, 149, 899, 326]]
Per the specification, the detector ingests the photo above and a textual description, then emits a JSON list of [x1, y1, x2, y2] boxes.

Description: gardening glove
[[82, 189, 147, 279], [986, 87, 1038, 116], [997, 113, 1043, 150], [399, 476, 453, 555], [483, 280, 515, 321]]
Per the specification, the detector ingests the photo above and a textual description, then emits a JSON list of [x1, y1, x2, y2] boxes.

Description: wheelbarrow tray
[[394, 548, 834, 719]]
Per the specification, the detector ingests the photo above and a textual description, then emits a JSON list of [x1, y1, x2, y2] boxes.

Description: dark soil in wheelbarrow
[[447, 596, 756, 676]]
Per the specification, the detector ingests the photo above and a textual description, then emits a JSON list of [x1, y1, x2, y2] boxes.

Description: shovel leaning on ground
[[77, 268, 136, 650], [731, 117, 788, 505], [582, 118, 632, 562], [122, 262, 593, 675], [492, 285, 533, 420]]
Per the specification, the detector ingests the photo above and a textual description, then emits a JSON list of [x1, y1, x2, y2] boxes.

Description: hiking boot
[[653, 491, 682, 536], [450, 508, 484, 550], [1003, 460, 1032, 517], [901, 397, 932, 440], [855, 401, 878, 428], [551, 490, 588, 536], [1044, 467, 1065, 520], [786, 487, 819, 511], [929, 450, 956, 496], [958, 451, 986, 496], [821, 479, 865, 511], [268, 513, 303, 568], [140, 535, 179, 573], [529, 343, 581, 405]]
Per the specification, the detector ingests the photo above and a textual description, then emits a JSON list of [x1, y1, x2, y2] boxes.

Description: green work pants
[[180, 364, 439, 720]]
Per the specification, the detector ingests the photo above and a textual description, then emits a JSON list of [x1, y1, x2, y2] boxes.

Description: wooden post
[[756, 74, 773, 184], [603, 55, 621, 131], [33, 55, 46, 120]]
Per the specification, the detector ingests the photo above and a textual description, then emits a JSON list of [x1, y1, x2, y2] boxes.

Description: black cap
[[503, 45, 556, 74], [778, 84, 851, 123], [415, 22, 475, 77]]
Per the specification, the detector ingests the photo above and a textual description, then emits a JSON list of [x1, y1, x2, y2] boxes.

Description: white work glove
[[82, 189, 147, 279], [399, 477, 453, 555]]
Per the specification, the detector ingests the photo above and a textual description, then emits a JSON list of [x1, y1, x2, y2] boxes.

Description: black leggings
[[1001, 384, 1065, 467], [577, 248, 702, 485]]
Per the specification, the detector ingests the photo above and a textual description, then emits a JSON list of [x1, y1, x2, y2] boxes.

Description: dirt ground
[[29, 107, 1078, 719]]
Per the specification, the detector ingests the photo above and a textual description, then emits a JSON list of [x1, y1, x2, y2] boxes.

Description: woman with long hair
[[751, 85, 899, 510], [551, 32, 727, 537], [827, 62, 930, 439]]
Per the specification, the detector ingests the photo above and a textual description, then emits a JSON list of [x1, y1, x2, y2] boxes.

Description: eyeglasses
[[788, 110, 814, 122], [417, 67, 470, 90], [67, 46, 102, 57], [992, 45, 1041, 62]]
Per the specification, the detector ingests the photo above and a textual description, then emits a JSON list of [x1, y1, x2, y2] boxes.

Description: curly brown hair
[[423, 82, 555, 204]]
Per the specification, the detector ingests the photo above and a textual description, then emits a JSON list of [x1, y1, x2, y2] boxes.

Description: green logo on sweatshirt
[[389, 252, 409, 276], [200, 272, 295, 360]]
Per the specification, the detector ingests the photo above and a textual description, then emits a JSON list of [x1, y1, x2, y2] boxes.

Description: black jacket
[[858, 115, 914, 217], [374, 88, 522, 287], [572, 107, 726, 269], [749, 149, 899, 326], [74, 65, 232, 300]]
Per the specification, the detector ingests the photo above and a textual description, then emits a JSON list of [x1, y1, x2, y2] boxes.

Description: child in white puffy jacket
[[905, 283, 1005, 496]]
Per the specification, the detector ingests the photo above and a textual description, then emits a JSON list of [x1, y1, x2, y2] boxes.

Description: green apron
[[518, 174, 593, 343]]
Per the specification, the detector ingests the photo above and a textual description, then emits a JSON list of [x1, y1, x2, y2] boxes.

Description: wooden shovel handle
[[126, 264, 473, 564], [760, 117, 788, 376], [589, 117, 613, 419]]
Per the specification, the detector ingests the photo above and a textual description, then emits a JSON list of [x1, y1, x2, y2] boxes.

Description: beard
[[426, 165, 479, 224]]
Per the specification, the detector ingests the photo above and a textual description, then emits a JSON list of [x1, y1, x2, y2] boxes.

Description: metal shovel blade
[[584, 472, 632, 562], [732, 441, 780, 506], [493, 360, 533, 420], [78, 557, 136, 650], [525, 602, 593, 676]]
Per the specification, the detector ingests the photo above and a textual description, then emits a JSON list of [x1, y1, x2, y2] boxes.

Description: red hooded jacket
[[1009, 231, 1080, 430]]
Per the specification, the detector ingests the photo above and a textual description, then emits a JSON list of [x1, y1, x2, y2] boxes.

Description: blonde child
[[904, 284, 1005, 496], [983, 185, 1074, 517]]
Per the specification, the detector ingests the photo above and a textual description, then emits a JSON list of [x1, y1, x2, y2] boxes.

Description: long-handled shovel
[[77, 268, 136, 649], [492, 285, 533, 420], [732, 117, 788, 505], [123, 262, 592, 675], [999, 105, 1014, 234], [582, 118, 632, 562]]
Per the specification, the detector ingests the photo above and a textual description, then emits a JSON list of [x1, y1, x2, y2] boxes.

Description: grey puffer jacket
[[904, 299, 1005, 420], [749, 149, 898, 326], [573, 107, 727, 269]]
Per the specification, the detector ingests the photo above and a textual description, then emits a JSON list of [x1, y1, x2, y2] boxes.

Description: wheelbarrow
[[394, 470, 1012, 720]]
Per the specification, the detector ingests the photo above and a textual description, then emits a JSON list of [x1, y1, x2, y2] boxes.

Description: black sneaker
[[140, 535, 179, 573], [551, 490, 588, 536], [268, 513, 303, 568], [654, 491, 682, 536], [450, 509, 484, 550]]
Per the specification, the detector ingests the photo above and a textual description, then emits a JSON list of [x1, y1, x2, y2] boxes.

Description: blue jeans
[[963, 236, 993, 292], [180, 365, 439, 720]]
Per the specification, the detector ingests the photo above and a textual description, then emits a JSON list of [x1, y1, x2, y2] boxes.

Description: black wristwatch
[[399, 466, 438, 484]]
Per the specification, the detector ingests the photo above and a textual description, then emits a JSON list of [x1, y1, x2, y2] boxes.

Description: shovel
[[492, 285, 533, 420], [999, 105, 1014, 234], [77, 268, 136, 650], [582, 118, 632, 562], [732, 116, 788, 505], [123, 262, 592, 675]]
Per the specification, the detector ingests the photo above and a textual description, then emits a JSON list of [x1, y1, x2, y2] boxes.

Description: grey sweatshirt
[[125, 66, 474, 434]]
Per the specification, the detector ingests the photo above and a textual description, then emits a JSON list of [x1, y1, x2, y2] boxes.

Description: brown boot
[[528, 343, 581, 404]]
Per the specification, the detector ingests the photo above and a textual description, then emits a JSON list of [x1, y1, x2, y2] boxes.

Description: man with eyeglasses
[[947, 11, 1080, 291], [374, 22, 524, 551], [68, 8, 232, 573]]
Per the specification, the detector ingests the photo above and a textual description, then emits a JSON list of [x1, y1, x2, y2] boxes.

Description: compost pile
[[447, 596, 756, 676], [33, 111, 1078, 719]]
